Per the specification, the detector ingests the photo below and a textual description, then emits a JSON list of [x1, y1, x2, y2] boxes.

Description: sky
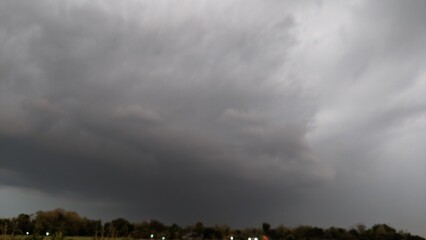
[[1, 0, 426, 236]]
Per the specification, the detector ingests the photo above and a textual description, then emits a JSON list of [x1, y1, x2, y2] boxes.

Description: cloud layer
[[1, 0, 426, 236]]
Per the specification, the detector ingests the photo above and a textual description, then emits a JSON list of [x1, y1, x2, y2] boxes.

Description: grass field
[[3, 236, 129, 240], [65, 237, 93, 240]]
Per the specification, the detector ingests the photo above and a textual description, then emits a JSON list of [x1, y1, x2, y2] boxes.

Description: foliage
[[1, 210, 425, 240]]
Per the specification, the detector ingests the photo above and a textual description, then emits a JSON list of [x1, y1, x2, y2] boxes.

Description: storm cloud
[[1, 0, 426, 236]]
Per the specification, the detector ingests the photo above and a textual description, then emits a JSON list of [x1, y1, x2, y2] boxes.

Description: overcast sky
[[1, 0, 426, 236]]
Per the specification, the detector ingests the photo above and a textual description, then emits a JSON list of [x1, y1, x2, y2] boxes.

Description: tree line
[[1, 209, 424, 240]]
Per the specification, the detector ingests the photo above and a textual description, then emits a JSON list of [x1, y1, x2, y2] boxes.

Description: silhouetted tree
[[262, 223, 271, 236], [194, 222, 205, 236], [3, 210, 426, 240], [15, 214, 33, 235], [110, 218, 132, 237]]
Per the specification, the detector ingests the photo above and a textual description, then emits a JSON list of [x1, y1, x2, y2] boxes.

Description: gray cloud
[[1, 0, 426, 236], [0, 0, 332, 227], [296, 0, 426, 234]]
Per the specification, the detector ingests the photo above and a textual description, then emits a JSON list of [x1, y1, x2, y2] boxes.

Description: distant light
[[150, 234, 154, 238], [254, 238, 258, 240], [26, 232, 29, 235], [230, 236, 234, 240], [46, 232, 49, 236], [162, 237, 165, 240], [248, 238, 252, 240]]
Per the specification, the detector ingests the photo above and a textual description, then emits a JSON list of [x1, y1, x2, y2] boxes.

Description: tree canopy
[[1, 209, 424, 240]]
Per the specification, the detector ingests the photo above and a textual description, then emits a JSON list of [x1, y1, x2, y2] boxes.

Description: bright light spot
[[26, 232, 29, 235], [46, 232, 49, 236], [248, 238, 252, 240], [254, 238, 258, 240], [230, 237, 234, 240], [162, 237, 165, 240], [150, 234, 154, 238]]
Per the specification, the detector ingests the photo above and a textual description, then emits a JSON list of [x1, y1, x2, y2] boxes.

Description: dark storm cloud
[[0, 0, 333, 226], [2, 0, 426, 236]]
